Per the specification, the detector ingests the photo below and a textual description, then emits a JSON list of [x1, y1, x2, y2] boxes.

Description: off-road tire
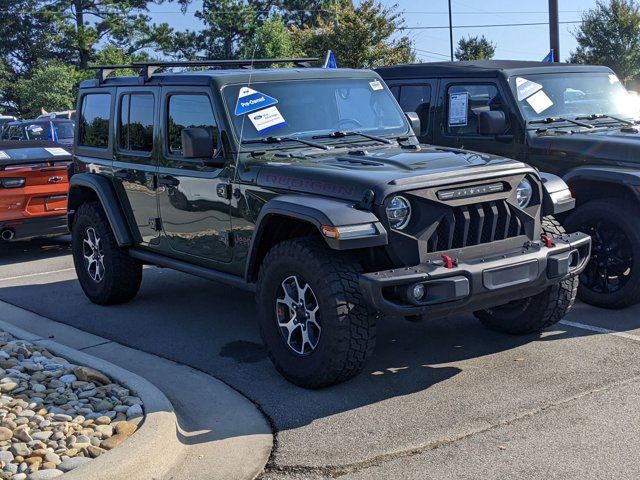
[[256, 237, 376, 388], [72, 202, 142, 305], [563, 199, 640, 309], [474, 216, 578, 334]]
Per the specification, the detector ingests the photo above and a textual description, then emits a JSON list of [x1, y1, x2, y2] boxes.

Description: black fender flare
[[67, 174, 135, 246], [538, 171, 575, 215], [244, 194, 387, 282], [563, 166, 640, 201]]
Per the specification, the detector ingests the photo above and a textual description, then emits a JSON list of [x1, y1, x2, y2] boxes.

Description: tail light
[[1, 178, 26, 188]]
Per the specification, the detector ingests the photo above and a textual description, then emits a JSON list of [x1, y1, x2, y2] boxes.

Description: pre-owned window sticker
[[449, 92, 469, 127], [369, 80, 384, 91], [235, 87, 278, 116], [45, 147, 69, 156], [0, 151, 9, 159], [515, 77, 543, 101], [526, 90, 554, 114], [248, 106, 287, 133]]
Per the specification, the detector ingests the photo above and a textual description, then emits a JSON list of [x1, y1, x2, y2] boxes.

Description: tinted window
[[24, 123, 52, 141], [119, 94, 154, 152], [447, 84, 500, 136], [54, 122, 75, 140], [167, 94, 216, 156], [79, 94, 111, 148], [398, 85, 431, 135]]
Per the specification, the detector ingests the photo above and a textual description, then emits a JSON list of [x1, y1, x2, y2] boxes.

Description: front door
[[157, 87, 233, 263], [113, 87, 159, 245]]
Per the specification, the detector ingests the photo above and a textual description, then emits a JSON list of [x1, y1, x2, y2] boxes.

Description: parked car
[[0, 140, 71, 241], [378, 60, 640, 309], [0, 116, 17, 136], [1, 119, 75, 148], [67, 59, 590, 388]]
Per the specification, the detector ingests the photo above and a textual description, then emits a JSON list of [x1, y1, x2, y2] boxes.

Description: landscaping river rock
[[0, 332, 143, 479]]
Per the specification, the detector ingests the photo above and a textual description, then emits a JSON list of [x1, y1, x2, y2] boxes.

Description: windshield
[[54, 122, 75, 139], [23, 123, 52, 141], [222, 78, 408, 145], [509, 72, 640, 123]]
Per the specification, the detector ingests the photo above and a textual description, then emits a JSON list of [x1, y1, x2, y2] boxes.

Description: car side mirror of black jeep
[[181, 127, 225, 167], [478, 110, 507, 136], [404, 112, 421, 137]]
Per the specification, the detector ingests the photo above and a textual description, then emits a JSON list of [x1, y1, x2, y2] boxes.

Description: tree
[[245, 16, 296, 59], [14, 63, 77, 118], [292, 0, 414, 68], [455, 35, 496, 61], [570, 0, 640, 83]]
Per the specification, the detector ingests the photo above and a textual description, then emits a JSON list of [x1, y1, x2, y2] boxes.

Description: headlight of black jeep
[[516, 179, 533, 208], [386, 195, 412, 230]]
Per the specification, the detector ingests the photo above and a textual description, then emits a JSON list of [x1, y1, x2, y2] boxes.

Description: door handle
[[158, 175, 180, 187]]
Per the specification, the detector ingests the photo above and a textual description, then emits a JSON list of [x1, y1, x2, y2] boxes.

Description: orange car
[[0, 141, 70, 241]]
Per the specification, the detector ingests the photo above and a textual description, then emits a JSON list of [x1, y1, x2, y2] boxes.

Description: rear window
[[54, 122, 75, 139], [79, 94, 111, 148], [119, 94, 154, 152]]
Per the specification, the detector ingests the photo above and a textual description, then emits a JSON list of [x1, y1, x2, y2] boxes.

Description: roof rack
[[86, 58, 320, 83]]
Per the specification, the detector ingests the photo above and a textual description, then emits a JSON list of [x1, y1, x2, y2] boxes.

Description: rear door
[[156, 87, 233, 263]]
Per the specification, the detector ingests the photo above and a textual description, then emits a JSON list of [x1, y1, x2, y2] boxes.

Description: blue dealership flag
[[323, 50, 338, 68], [542, 49, 555, 62]]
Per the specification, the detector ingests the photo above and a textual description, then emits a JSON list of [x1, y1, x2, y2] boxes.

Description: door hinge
[[216, 183, 232, 199], [148, 217, 162, 231]]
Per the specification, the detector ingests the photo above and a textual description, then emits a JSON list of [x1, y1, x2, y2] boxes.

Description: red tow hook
[[441, 254, 456, 269], [541, 233, 555, 248]]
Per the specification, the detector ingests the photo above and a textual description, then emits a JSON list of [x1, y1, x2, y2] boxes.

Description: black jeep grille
[[426, 201, 525, 252]]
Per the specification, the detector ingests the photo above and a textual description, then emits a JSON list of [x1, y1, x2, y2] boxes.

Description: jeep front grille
[[427, 201, 525, 252]]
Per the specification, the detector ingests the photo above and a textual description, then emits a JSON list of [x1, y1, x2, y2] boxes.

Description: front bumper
[[360, 232, 591, 318]]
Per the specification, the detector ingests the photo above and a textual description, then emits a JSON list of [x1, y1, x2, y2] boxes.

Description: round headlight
[[516, 179, 533, 208], [386, 195, 412, 230]]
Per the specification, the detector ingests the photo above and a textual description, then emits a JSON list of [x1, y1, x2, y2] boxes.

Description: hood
[[530, 127, 640, 166], [252, 145, 532, 203]]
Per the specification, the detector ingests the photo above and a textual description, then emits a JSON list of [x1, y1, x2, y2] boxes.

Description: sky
[[146, 0, 600, 62]]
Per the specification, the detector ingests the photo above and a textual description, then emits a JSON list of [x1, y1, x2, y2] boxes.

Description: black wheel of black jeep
[[72, 202, 142, 305], [256, 237, 376, 388], [474, 216, 578, 334], [564, 199, 640, 309]]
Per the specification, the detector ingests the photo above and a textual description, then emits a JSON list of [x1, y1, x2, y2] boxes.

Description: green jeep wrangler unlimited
[[68, 59, 590, 388], [378, 60, 640, 309]]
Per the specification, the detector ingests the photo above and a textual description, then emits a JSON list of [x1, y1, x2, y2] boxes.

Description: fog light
[[410, 283, 426, 301]]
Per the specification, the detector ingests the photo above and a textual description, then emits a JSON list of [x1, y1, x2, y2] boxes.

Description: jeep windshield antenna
[[233, 45, 258, 181]]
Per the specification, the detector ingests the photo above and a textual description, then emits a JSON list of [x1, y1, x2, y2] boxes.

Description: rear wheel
[[72, 202, 142, 305], [256, 237, 376, 388], [474, 216, 578, 334], [563, 199, 640, 309]]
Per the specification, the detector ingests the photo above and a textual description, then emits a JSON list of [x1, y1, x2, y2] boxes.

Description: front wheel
[[563, 199, 640, 309], [474, 216, 578, 334], [255, 237, 376, 388]]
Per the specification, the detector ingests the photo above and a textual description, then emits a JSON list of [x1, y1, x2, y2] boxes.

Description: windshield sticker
[[369, 80, 384, 91], [526, 90, 553, 114], [448, 92, 469, 127], [609, 74, 621, 84], [44, 147, 69, 156], [248, 106, 287, 133], [235, 87, 278, 116], [515, 77, 543, 101], [0, 151, 8, 159]]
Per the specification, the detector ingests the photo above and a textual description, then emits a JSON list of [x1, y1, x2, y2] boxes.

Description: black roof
[[376, 60, 613, 79]]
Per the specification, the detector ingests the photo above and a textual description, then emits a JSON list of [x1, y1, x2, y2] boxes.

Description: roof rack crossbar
[[86, 58, 320, 83]]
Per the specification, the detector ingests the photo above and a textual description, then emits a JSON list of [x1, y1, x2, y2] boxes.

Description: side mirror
[[478, 111, 507, 136], [181, 127, 216, 159], [404, 112, 421, 136]]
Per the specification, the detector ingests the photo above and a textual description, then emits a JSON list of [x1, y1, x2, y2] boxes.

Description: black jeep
[[67, 59, 590, 388], [378, 60, 640, 309]]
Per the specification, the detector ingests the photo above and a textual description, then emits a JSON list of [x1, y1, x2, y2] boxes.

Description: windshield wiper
[[529, 117, 594, 129], [242, 136, 329, 150], [312, 131, 392, 145], [575, 113, 636, 126]]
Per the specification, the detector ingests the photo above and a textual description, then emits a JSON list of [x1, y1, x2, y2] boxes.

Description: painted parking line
[[560, 319, 640, 343], [0, 268, 75, 283]]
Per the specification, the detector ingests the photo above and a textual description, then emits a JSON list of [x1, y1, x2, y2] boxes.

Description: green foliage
[[455, 35, 496, 61], [570, 0, 640, 83], [245, 16, 296, 59], [292, 0, 415, 69], [14, 62, 77, 118]]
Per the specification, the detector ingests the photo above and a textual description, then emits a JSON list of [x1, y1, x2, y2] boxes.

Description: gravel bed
[[0, 332, 144, 479]]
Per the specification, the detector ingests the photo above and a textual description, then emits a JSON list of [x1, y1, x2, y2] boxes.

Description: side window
[[119, 94, 154, 152], [446, 84, 500, 136], [79, 94, 111, 148], [398, 85, 431, 136], [167, 94, 217, 156]]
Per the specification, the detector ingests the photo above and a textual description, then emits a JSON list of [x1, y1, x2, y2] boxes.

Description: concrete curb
[[0, 318, 185, 480]]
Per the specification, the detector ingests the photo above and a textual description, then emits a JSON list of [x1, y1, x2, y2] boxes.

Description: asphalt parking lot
[[3, 238, 640, 479]]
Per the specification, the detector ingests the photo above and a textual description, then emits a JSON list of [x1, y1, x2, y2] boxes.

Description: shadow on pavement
[[0, 236, 71, 267]]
